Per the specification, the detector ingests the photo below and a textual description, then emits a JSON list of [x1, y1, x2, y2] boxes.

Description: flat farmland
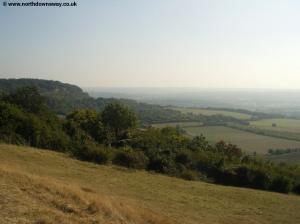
[[184, 126, 300, 154], [152, 122, 202, 128], [266, 151, 300, 164], [250, 118, 300, 133], [174, 107, 251, 120]]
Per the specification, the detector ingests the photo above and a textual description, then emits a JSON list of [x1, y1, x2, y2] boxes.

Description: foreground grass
[[0, 144, 300, 224], [0, 166, 171, 224]]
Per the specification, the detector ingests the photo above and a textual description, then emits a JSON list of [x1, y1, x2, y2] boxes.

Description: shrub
[[224, 166, 271, 190], [216, 168, 236, 185], [72, 143, 109, 164], [234, 166, 252, 186], [147, 150, 177, 174], [175, 152, 192, 167], [195, 151, 222, 177], [251, 169, 271, 190], [292, 183, 300, 195], [270, 176, 292, 193], [180, 170, 198, 181], [113, 150, 149, 169], [4, 86, 46, 114]]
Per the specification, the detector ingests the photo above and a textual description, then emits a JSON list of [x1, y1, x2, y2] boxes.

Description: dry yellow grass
[[0, 162, 173, 224], [0, 144, 300, 224]]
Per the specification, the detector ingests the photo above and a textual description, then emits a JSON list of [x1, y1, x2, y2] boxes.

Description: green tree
[[102, 103, 137, 143], [66, 109, 104, 143], [4, 86, 46, 114]]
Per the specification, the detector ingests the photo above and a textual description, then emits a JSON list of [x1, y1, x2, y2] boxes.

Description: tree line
[[0, 78, 251, 126], [268, 148, 300, 155], [0, 86, 299, 194]]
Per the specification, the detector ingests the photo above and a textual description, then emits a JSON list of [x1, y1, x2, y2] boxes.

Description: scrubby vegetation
[[1, 86, 299, 195]]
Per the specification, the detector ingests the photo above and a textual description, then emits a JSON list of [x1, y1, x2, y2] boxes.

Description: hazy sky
[[1, 0, 300, 88]]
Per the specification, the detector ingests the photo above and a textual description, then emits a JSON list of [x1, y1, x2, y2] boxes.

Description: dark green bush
[[234, 166, 252, 186], [216, 168, 236, 185], [270, 176, 292, 193], [72, 143, 109, 164], [251, 169, 271, 190], [195, 151, 222, 177], [146, 149, 177, 174], [175, 151, 192, 167], [4, 86, 46, 114], [180, 170, 198, 181], [232, 166, 271, 190], [292, 183, 300, 195], [113, 150, 149, 169], [0, 100, 70, 151]]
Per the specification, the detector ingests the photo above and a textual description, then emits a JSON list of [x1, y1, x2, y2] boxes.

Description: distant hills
[[0, 78, 89, 100], [0, 78, 188, 124], [0, 78, 275, 125]]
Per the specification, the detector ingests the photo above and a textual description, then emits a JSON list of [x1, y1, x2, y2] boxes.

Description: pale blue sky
[[1, 0, 300, 88]]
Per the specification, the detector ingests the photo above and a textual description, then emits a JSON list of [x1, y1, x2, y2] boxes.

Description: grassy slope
[[174, 108, 251, 120], [1, 145, 300, 224], [184, 126, 300, 154], [0, 168, 171, 224]]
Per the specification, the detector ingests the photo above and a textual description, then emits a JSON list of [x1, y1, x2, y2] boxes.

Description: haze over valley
[[1, 1, 300, 223]]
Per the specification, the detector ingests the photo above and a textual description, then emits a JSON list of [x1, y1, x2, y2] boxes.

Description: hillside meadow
[[0, 144, 300, 224]]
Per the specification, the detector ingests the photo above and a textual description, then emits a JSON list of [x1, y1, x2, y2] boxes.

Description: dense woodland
[[0, 83, 300, 195]]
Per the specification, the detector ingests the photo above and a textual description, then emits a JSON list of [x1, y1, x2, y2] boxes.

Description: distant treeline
[[0, 86, 300, 195], [0, 79, 250, 127], [268, 148, 300, 155]]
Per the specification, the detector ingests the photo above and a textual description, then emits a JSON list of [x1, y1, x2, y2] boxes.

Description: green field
[[250, 118, 300, 133], [184, 126, 300, 154], [174, 107, 252, 120], [152, 121, 202, 128], [266, 152, 300, 164], [1, 144, 300, 224]]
